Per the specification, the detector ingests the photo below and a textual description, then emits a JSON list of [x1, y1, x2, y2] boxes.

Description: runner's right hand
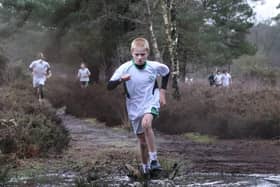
[[121, 74, 131, 81]]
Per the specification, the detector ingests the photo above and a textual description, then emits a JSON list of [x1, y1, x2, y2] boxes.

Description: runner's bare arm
[[77, 70, 80, 79], [46, 68, 52, 79], [29, 64, 34, 72]]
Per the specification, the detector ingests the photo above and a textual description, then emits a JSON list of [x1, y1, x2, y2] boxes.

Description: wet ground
[[6, 115, 280, 186], [6, 172, 280, 186]]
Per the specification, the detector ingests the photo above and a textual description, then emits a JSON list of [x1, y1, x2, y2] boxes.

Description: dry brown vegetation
[[47, 77, 126, 127], [47, 76, 280, 139], [156, 81, 280, 139], [0, 81, 70, 158]]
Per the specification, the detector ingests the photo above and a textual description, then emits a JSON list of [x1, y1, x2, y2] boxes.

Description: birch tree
[[145, 0, 162, 62], [161, 0, 180, 99]]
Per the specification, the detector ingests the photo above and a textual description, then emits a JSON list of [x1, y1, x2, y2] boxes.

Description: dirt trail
[[10, 114, 280, 187], [62, 115, 136, 161], [60, 115, 280, 175]]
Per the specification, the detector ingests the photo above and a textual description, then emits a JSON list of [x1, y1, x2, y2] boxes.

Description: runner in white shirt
[[214, 70, 223, 87], [107, 38, 170, 175], [77, 63, 91, 88], [29, 52, 51, 103], [222, 70, 232, 87]]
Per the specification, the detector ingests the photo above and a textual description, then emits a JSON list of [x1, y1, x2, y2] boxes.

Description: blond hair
[[37, 52, 45, 59], [130, 37, 150, 52]]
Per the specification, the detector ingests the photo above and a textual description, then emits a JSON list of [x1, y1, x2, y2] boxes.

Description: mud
[[61, 115, 280, 176], [7, 114, 280, 186]]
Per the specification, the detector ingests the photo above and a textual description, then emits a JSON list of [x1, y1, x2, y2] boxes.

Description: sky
[[249, 0, 280, 22]]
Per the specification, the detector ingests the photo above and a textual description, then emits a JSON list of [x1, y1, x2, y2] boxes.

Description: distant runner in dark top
[[208, 72, 215, 86]]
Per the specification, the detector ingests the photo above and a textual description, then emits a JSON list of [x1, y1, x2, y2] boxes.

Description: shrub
[[0, 54, 8, 84], [47, 75, 280, 139], [2, 60, 30, 83], [154, 82, 280, 139], [47, 77, 126, 127], [232, 54, 280, 87], [0, 80, 70, 158]]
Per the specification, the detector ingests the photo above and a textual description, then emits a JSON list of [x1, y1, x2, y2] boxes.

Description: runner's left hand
[[160, 89, 167, 107], [46, 73, 52, 79]]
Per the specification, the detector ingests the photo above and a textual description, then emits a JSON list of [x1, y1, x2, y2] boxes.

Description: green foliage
[[0, 0, 256, 77], [0, 0, 64, 22], [199, 0, 256, 66], [274, 3, 280, 21], [248, 23, 280, 67], [45, 0, 146, 80], [233, 53, 280, 86]]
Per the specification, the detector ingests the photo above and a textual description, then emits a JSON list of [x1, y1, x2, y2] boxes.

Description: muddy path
[[62, 114, 280, 174], [9, 114, 280, 186]]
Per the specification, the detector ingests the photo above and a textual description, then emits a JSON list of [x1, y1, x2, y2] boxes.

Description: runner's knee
[[137, 133, 146, 145], [39, 85, 44, 98], [140, 141, 147, 149], [142, 115, 152, 129]]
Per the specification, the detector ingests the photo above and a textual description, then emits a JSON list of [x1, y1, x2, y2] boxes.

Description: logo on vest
[[148, 75, 156, 82]]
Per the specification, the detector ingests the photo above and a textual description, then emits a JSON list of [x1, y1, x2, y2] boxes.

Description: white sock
[[149, 152, 157, 161], [142, 164, 148, 172]]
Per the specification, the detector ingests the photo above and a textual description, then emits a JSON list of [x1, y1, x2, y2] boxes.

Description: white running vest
[[110, 60, 169, 120]]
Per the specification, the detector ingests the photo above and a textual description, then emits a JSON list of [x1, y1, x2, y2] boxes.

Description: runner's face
[[131, 47, 148, 65]]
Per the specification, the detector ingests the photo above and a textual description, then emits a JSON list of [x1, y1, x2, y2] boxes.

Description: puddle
[[174, 173, 280, 187], [89, 173, 280, 187], [4, 171, 280, 187], [6, 172, 76, 187]]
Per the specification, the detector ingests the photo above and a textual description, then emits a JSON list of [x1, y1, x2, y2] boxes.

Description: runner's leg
[[80, 81, 86, 88], [142, 113, 161, 170], [137, 133, 149, 166], [142, 114, 156, 153], [39, 84, 44, 99], [34, 87, 38, 96], [33, 79, 38, 96]]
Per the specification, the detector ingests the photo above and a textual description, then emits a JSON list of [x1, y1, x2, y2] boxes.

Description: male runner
[[29, 52, 51, 103], [107, 38, 170, 174]]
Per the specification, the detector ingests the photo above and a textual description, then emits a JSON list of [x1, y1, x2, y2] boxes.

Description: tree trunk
[[145, 0, 162, 62], [161, 0, 180, 99]]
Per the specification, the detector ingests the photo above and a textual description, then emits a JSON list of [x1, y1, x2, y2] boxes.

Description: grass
[[84, 118, 98, 124], [183, 133, 216, 144]]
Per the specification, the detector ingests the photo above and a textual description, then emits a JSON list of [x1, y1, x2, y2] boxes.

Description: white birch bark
[[145, 0, 162, 62], [161, 0, 180, 99]]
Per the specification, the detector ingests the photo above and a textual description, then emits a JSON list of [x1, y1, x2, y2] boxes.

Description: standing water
[[5, 172, 280, 186]]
